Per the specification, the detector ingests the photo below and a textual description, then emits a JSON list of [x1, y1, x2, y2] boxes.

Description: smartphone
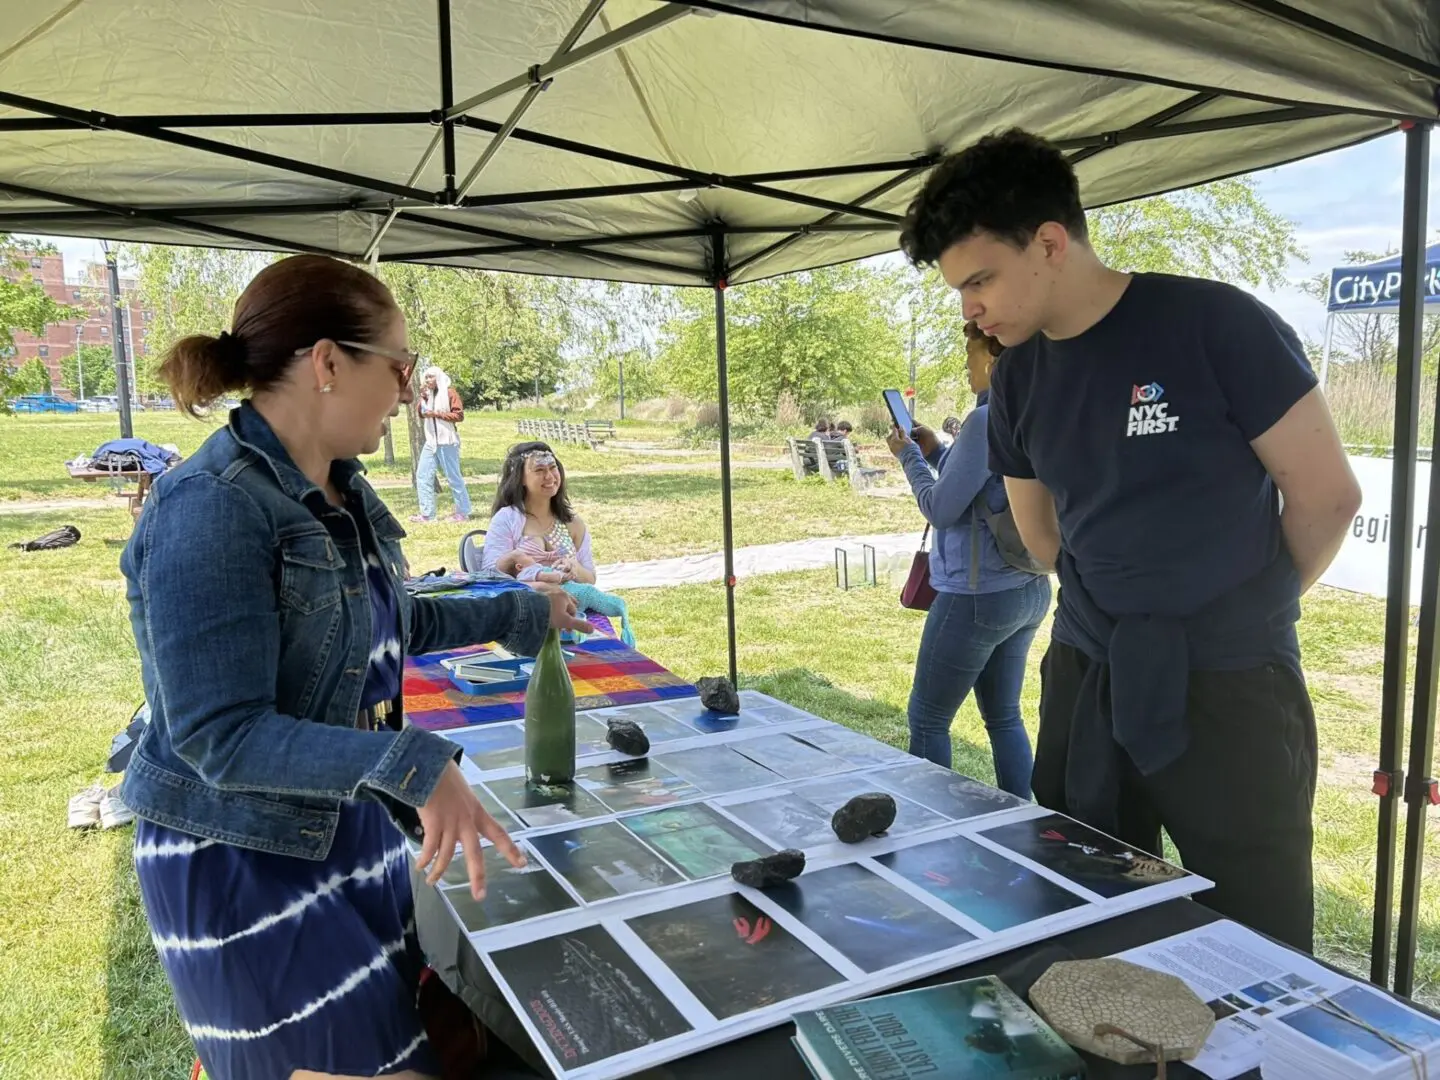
[[882, 388, 913, 435]]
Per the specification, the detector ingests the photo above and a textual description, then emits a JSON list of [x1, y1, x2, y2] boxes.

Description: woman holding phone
[[886, 322, 1051, 796]]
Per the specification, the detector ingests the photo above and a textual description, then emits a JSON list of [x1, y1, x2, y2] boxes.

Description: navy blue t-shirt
[[987, 273, 1317, 631]]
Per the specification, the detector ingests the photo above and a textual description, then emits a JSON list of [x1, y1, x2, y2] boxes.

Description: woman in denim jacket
[[119, 255, 590, 1080]]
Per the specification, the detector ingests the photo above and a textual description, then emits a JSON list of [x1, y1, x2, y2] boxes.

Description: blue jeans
[[416, 443, 471, 518], [906, 575, 1051, 797]]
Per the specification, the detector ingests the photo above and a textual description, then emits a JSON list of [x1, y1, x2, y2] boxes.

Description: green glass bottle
[[524, 628, 576, 785]]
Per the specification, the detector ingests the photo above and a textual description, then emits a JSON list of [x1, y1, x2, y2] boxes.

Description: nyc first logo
[[1127, 381, 1180, 437]]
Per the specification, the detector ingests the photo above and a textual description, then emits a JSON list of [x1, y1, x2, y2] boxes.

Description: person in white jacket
[[411, 365, 473, 523]]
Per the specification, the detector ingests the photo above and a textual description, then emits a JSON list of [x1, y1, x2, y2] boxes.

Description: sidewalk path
[[597, 530, 921, 591]]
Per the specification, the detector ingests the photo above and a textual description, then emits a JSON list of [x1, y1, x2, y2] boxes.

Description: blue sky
[[1253, 131, 1440, 343], [30, 129, 1440, 347]]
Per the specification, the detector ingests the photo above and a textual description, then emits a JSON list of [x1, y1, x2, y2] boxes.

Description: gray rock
[[831, 792, 897, 843], [606, 718, 650, 757], [696, 676, 740, 715], [731, 848, 806, 889]]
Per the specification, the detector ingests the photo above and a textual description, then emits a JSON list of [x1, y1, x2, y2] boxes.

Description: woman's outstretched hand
[[528, 580, 594, 634], [416, 761, 525, 899]]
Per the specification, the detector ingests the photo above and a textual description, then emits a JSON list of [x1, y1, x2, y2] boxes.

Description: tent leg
[[1390, 121, 1433, 998], [1371, 124, 1430, 987], [712, 242, 738, 689], [1317, 315, 1334, 390]]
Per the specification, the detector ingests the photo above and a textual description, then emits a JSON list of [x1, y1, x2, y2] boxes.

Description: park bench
[[515, 418, 596, 449], [584, 419, 615, 442], [785, 436, 887, 493]]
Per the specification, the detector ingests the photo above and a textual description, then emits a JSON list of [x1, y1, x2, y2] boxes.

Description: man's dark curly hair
[[899, 129, 1087, 268]]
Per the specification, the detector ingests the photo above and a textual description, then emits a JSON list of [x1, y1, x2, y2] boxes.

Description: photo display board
[[430, 691, 1211, 1079]]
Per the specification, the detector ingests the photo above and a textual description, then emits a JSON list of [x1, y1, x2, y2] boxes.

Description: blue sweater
[[899, 395, 1032, 595]]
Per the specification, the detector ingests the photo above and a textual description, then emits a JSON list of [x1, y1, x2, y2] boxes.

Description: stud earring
[[319, 383, 334, 394]]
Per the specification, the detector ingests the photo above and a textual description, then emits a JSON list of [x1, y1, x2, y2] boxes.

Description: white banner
[[1319, 454, 1431, 603]]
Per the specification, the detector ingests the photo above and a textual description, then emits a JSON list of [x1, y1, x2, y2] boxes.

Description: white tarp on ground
[[0, 1, 1435, 285], [1321, 454, 1432, 605]]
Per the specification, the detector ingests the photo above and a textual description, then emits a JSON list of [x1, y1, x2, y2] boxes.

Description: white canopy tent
[[3, 0, 1439, 992]]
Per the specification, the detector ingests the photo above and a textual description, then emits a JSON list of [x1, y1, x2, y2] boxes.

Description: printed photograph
[[466, 784, 521, 833], [624, 803, 772, 880], [1280, 973, 1314, 991], [447, 723, 526, 772], [765, 862, 976, 972], [602, 704, 700, 744], [664, 699, 771, 734], [792, 727, 913, 768], [575, 757, 701, 813], [1280, 985, 1440, 1068], [723, 792, 841, 849], [790, 776, 949, 837], [490, 925, 692, 1069], [869, 762, 1027, 821], [628, 893, 844, 1019], [654, 745, 782, 795], [1222, 994, 1251, 1012], [977, 814, 1188, 897], [1242, 981, 1288, 1004], [528, 821, 685, 903], [876, 835, 1088, 931], [573, 714, 615, 757], [1208, 998, 1239, 1021], [484, 777, 612, 830], [731, 734, 851, 779], [441, 848, 578, 934]]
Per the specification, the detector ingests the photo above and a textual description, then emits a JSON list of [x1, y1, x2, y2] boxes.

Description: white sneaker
[[68, 783, 105, 829], [99, 787, 136, 830]]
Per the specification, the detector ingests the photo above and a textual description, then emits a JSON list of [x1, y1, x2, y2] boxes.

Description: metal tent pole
[[1317, 314, 1334, 389], [1390, 120, 1434, 998], [712, 229, 738, 688], [104, 245, 133, 439], [1370, 122, 1430, 987]]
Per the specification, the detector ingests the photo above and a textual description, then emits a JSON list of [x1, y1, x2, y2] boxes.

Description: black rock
[[731, 849, 806, 889], [696, 676, 741, 715], [831, 792, 897, 843], [606, 719, 650, 757]]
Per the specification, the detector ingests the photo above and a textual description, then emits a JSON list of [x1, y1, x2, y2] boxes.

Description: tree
[[657, 263, 909, 416], [11, 357, 51, 395], [380, 264, 576, 410], [119, 243, 280, 395], [1, 234, 80, 403], [1087, 176, 1303, 290], [61, 343, 117, 398]]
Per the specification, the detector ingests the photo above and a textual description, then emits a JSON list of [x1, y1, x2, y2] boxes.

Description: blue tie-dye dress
[[132, 512, 437, 1079]]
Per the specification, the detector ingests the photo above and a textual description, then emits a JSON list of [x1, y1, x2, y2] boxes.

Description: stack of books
[[792, 975, 1085, 1080], [1260, 983, 1440, 1080]]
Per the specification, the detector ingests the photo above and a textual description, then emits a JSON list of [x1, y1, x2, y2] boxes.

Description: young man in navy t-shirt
[[898, 129, 1360, 952]]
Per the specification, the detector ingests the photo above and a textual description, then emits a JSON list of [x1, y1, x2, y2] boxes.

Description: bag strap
[[919, 524, 931, 552]]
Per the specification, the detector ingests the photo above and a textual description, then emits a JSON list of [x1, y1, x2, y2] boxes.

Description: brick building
[[4, 250, 148, 399]]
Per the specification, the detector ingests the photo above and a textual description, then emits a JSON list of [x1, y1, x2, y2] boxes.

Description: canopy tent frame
[[3, 0, 1439, 995]]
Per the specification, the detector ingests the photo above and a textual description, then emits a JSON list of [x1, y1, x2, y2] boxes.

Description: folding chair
[[457, 528, 488, 573]]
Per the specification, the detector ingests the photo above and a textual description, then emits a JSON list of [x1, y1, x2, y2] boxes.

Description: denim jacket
[[120, 403, 549, 859]]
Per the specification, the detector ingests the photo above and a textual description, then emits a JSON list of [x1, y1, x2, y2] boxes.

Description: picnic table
[[66, 461, 161, 520]]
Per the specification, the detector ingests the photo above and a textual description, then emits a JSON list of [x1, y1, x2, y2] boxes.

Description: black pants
[[1033, 641, 1318, 953]]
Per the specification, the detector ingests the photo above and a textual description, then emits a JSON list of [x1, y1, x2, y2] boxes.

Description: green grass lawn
[[0, 414, 1436, 1078], [0, 409, 782, 502]]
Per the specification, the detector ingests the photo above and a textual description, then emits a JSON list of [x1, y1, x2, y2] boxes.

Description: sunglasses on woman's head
[[294, 341, 420, 387]]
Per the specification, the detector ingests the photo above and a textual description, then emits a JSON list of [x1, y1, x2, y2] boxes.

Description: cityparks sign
[[1328, 263, 1440, 313], [1322, 454, 1431, 604]]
